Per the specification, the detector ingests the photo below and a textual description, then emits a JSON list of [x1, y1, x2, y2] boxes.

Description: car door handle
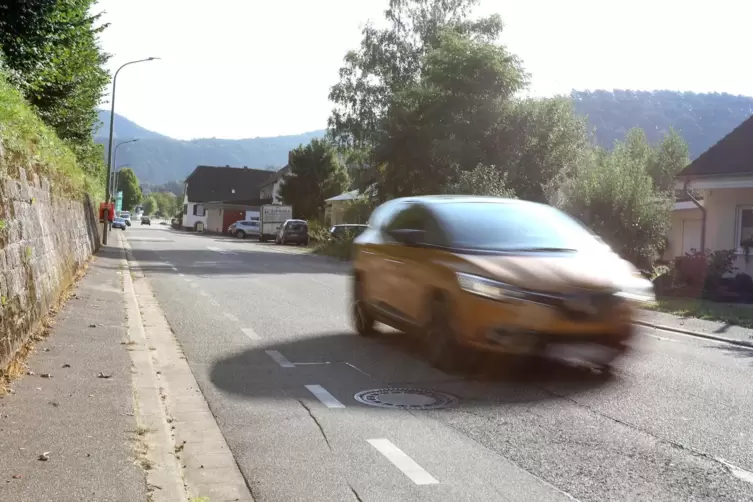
[[362, 251, 376, 256], [385, 259, 403, 265]]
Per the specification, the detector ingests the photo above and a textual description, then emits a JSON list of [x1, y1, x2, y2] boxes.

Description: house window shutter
[[193, 205, 198, 216]]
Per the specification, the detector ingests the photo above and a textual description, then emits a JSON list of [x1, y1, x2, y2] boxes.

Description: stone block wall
[[0, 168, 100, 369]]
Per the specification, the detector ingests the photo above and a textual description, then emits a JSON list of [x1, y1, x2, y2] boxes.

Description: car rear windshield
[[289, 223, 307, 231], [433, 202, 600, 252]]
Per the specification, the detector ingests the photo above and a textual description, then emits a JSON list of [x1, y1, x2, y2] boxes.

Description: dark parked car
[[141, 216, 151, 225], [275, 219, 309, 245], [330, 224, 367, 240]]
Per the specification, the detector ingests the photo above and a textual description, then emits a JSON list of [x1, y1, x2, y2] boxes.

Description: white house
[[181, 165, 277, 231]]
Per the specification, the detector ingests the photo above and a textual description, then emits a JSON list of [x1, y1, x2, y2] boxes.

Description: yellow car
[[351, 196, 654, 371]]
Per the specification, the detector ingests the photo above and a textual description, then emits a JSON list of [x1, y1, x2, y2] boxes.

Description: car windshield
[[434, 202, 602, 252]]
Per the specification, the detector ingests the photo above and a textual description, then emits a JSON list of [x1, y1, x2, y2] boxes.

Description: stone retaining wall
[[0, 168, 100, 369]]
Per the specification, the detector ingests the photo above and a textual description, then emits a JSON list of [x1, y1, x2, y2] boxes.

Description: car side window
[[384, 205, 448, 247]]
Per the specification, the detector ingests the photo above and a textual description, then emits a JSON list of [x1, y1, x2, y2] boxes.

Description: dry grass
[[0, 261, 91, 396]]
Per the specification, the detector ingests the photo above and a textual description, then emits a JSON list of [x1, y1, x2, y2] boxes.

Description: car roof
[[389, 195, 525, 205]]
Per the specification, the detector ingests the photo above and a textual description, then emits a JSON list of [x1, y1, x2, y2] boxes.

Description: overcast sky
[[96, 0, 753, 140]]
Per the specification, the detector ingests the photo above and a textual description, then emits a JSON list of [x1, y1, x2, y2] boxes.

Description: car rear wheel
[[353, 279, 376, 337], [424, 295, 472, 372], [236, 230, 246, 239]]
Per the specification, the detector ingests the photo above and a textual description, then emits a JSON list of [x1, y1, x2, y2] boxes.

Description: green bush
[[0, 72, 98, 199], [314, 235, 355, 260]]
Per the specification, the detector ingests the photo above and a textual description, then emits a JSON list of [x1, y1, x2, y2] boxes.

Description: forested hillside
[[572, 90, 753, 159], [99, 91, 753, 185]]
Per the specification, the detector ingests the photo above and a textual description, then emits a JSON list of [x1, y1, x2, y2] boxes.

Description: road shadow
[[209, 331, 617, 410], [709, 343, 753, 363], [126, 245, 348, 277]]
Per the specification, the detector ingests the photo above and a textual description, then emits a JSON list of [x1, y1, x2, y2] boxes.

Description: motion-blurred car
[[275, 219, 309, 245], [112, 217, 127, 230], [228, 220, 260, 239], [141, 216, 151, 225], [350, 195, 654, 372], [330, 224, 367, 240]]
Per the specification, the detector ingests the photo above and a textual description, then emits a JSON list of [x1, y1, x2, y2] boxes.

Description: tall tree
[[0, 0, 110, 182], [548, 128, 686, 268], [278, 139, 349, 220], [116, 168, 142, 211], [142, 195, 157, 215]]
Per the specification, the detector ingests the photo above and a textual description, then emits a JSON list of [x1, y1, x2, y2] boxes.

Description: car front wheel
[[353, 278, 376, 337], [236, 230, 246, 239], [424, 294, 471, 372]]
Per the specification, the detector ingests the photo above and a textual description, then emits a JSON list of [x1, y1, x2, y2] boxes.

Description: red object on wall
[[99, 202, 115, 222], [222, 210, 245, 233]]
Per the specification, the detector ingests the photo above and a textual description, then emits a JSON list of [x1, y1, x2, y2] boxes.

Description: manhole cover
[[354, 388, 459, 410]]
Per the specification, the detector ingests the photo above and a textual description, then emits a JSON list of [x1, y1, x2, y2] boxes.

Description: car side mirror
[[389, 229, 425, 246]]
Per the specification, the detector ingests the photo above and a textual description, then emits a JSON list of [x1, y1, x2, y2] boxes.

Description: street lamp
[[111, 139, 138, 196], [103, 57, 160, 245]]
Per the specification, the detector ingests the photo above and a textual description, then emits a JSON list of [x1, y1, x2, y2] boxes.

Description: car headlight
[[614, 274, 655, 302], [456, 273, 526, 302]]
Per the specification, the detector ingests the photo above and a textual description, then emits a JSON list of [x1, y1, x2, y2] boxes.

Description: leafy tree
[[0, 0, 110, 182], [278, 139, 349, 220], [142, 195, 157, 215], [150, 191, 178, 216], [443, 165, 516, 198], [647, 128, 689, 192], [116, 168, 142, 211], [548, 128, 682, 268]]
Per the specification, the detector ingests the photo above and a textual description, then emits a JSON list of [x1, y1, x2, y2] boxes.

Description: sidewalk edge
[[634, 320, 753, 348]]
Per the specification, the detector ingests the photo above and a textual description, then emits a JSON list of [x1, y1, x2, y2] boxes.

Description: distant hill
[[571, 90, 753, 159], [96, 91, 753, 184], [94, 110, 325, 184]]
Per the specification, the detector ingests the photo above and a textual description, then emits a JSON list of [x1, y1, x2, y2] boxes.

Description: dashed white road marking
[[265, 350, 295, 368], [198, 291, 209, 297], [367, 438, 439, 485], [170, 266, 178, 271], [305, 384, 345, 409], [179, 273, 185, 277], [241, 327, 260, 340], [223, 312, 239, 323]]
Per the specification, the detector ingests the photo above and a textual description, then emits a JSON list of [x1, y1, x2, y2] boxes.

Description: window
[[737, 206, 753, 251], [183, 204, 188, 215], [192, 204, 205, 217], [384, 204, 447, 246]]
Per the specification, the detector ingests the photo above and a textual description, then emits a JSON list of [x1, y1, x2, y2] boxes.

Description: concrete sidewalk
[[638, 309, 753, 347], [0, 245, 147, 501]]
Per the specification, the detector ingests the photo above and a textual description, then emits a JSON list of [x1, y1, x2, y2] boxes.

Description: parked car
[[112, 217, 127, 230], [119, 211, 132, 226], [275, 219, 309, 245], [228, 220, 261, 239], [330, 224, 367, 240], [350, 195, 655, 372], [141, 216, 151, 225]]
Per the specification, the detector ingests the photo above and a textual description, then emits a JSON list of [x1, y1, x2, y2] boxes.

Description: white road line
[[207, 246, 236, 255], [265, 350, 295, 368], [367, 439, 439, 485], [209, 299, 220, 307], [305, 384, 345, 409], [241, 327, 260, 340], [223, 312, 239, 323], [170, 266, 178, 271], [198, 291, 209, 297], [179, 273, 185, 277]]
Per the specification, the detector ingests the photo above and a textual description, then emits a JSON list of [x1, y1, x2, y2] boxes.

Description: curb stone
[[634, 320, 753, 349]]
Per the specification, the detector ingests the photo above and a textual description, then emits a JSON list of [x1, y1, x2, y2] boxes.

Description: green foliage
[[443, 165, 516, 198], [343, 197, 376, 224], [116, 168, 142, 211], [149, 191, 179, 217], [0, 0, 111, 185], [314, 234, 355, 261], [549, 128, 687, 267], [0, 72, 95, 198], [142, 195, 157, 215], [328, 1, 589, 201], [278, 139, 349, 220]]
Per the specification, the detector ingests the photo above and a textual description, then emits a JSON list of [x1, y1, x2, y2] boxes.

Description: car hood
[[459, 250, 635, 294]]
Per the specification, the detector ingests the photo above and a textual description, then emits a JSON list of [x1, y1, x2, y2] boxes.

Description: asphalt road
[[123, 223, 753, 502]]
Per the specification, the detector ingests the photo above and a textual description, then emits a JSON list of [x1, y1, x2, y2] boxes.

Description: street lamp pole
[[103, 57, 160, 245], [111, 139, 138, 197]]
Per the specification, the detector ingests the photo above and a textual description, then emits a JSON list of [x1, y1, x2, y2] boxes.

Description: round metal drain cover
[[354, 388, 459, 410]]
